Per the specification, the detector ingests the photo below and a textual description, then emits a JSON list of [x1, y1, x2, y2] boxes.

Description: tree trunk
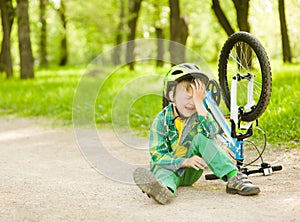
[[39, 0, 48, 67], [212, 0, 251, 68], [278, 0, 292, 63], [0, 0, 14, 78], [58, 0, 67, 66], [211, 0, 235, 36], [16, 0, 34, 79], [169, 0, 188, 65], [112, 0, 125, 65], [232, 0, 250, 32], [153, 2, 164, 67], [233, 0, 251, 68], [156, 27, 164, 67], [126, 0, 142, 70], [211, 0, 250, 34]]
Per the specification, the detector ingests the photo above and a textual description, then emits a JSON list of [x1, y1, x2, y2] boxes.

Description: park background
[[0, 0, 299, 147]]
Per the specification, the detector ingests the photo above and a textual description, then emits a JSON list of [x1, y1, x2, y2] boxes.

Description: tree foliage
[[1, 0, 300, 77]]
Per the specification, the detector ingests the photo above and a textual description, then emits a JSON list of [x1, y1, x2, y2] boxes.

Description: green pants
[[153, 133, 237, 195]]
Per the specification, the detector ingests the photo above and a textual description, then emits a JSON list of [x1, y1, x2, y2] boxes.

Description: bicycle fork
[[230, 73, 255, 126]]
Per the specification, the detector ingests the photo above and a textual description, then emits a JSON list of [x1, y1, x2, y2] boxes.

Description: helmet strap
[[173, 105, 189, 120]]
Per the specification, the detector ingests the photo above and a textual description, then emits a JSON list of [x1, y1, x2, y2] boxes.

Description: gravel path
[[0, 117, 299, 221]]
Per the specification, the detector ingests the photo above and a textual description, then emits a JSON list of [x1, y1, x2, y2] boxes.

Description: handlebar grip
[[272, 165, 283, 171], [205, 174, 219, 180]]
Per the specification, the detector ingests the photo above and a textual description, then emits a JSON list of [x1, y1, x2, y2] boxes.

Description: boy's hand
[[180, 156, 207, 170], [190, 79, 208, 116]]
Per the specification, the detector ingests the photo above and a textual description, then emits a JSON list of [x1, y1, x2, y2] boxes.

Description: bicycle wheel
[[218, 32, 272, 122]]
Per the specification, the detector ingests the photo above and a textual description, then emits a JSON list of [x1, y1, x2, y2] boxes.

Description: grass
[[0, 63, 299, 147], [259, 62, 300, 145], [0, 67, 81, 123]]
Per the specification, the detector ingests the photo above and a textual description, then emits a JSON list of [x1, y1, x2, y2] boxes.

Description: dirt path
[[0, 117, 299, 222]]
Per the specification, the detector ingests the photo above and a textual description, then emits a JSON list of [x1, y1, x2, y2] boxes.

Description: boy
[[133, 63, 260, 204]]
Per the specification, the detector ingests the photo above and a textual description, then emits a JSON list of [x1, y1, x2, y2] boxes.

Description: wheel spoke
[[218, 32, 272, 122]]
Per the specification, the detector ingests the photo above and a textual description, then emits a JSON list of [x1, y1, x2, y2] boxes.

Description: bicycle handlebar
[[244, 165, 282, 176], [205, 165, 283, 180]]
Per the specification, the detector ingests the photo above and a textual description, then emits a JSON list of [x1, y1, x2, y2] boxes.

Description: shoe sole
[[133, 167, 174, 204], [226, 186, 261, 196]]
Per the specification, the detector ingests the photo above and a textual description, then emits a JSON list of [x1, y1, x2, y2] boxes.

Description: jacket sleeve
[[149, 116, 185, 172], [197, 112, 218, 139]]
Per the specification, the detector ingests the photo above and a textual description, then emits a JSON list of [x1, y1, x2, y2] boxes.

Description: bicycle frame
[[204, 92, 244, 164], [204, 75, 283, 178], [205, 31, 282, 178], [204, 73, 255, 166]]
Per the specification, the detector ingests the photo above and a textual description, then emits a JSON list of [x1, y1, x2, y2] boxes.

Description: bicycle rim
[[218, 32, 272, 122]]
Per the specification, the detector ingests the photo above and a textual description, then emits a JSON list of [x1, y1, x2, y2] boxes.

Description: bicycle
[[204, 31, 282, 180]]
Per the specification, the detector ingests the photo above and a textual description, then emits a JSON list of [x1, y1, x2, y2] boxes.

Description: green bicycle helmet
[[163, 63, 209, 101]]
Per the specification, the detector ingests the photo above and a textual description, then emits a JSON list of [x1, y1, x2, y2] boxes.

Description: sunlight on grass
[[0, 67, 83, 123], [258, 62, 300, 144], [0, 63, 299, 146]]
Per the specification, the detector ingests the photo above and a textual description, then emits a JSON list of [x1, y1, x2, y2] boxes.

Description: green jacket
[[149, 103, 218, 174]]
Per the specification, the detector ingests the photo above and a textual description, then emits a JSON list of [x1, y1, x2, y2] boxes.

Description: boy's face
[[172, 82, 196, 117]]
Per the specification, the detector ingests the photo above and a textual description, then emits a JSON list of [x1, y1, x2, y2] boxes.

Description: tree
[[278, 0, 292, 63], [16, 0, 34, 79], [0, 0, 14, 78], [153, 1, 165, 67], [211, 0, 235, 36], [39, 0, 48, 66], [169, 0, 188, 65], [57, 0, 67, 66], [233, 0, 250, 32], [211, 0, 250, 35], [212, 0, 251, 68], [112, 0, 125, 65], [126, 0, 143, 70]]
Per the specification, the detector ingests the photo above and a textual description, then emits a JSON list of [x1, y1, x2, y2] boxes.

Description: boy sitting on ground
[[133, 63, 260, 204]]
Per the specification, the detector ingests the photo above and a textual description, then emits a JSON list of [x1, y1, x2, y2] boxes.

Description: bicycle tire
[[218, 32, 272, 122]]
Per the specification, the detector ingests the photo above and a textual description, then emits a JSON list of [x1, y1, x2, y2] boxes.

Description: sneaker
[[226, 172, 260, 196], [133, 167, 174, 204]]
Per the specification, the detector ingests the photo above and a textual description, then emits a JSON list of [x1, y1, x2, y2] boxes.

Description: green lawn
[[259, 62, 300, 145], [0, 67, 81, 123], [0, 63, 299, 147]]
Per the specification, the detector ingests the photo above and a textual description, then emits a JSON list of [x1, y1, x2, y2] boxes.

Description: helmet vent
[[183, 64, 192, 69], [171, 70, 183, 75]]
